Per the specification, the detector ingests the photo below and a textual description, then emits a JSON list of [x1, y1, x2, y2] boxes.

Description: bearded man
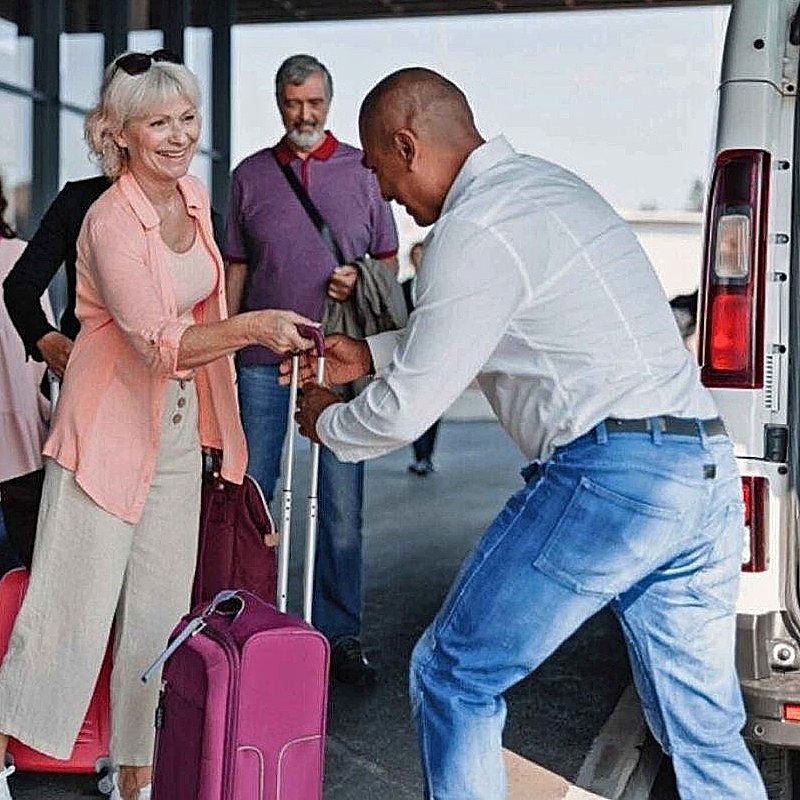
[[225, 54, 398, 686]]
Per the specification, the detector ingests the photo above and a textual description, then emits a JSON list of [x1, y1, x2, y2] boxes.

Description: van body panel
[[717, 83, 787, 153], [720, 0, 796, 90]]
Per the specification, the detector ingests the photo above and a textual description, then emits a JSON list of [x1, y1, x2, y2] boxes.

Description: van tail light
[[741, 476, 769, 572], [699, 150, 769, 388]]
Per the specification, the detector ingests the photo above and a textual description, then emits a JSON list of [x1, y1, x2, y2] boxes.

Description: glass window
[[128, 28, 164, 53], [0, 14, 33, 90], [185, 26, 212, 149], [189, 152, 211, 193], [60, 109, 101, 186], [0, 91, 32, 234], [60, 32, 104, 108]]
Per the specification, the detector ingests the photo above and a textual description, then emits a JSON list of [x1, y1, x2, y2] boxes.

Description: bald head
[[358, 68, 484, 226], [359, 68, 481, 150]]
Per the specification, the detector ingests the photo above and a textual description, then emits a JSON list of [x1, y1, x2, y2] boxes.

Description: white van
[[701, 1, 800, 796]]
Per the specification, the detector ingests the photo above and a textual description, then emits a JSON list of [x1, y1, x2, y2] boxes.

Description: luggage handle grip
[[297, 324, 325, 357]]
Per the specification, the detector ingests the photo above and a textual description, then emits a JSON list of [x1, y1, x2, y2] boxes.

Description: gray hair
[[84, 54, 201, 180], [275, 54, 333, 105]]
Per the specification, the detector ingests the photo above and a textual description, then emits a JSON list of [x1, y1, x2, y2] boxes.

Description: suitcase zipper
[[150, 681, 167, 799]]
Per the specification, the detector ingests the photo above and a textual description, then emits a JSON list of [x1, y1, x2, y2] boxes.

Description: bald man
[[291, 68, 766, 800]]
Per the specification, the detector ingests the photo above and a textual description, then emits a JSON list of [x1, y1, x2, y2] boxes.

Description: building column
[[103, 0, 130, 66], [30, 0, 62, 231], [210, 0, 233, 220]]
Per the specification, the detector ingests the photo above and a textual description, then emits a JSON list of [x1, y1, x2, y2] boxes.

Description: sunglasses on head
[[114, 49, 181, 76]]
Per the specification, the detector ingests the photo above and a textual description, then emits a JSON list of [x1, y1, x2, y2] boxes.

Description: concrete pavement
[[4, 419, 646, 799]]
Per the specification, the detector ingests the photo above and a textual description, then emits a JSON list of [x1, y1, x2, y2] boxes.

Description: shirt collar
[[440, 135, 516, 217], [117, 170, 205, 230], [273, 131, 339, 165]]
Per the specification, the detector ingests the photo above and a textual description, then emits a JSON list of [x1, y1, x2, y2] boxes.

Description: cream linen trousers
[[0, 380, 201, 765]]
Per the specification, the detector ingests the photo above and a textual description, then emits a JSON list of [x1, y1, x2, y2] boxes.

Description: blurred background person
[[401, 240, 441, 476], [0, 176, 51, 573], [225, 54, 398, 686], [669, 289, 698, 352]]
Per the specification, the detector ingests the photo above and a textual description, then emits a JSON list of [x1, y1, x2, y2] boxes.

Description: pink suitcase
[[0, 567, 114, 794], [147, 327, 330, 799]]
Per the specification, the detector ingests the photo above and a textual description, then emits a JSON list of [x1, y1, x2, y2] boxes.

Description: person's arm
[[177, 309, 313, 370], [309, 221, 530, 462], [2, 187, 72, 363], [225, 260, 248, 316], [83, 215, 314, 377]]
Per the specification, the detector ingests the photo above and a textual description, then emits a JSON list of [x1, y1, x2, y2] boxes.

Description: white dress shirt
[[317, 136, 717, 464]]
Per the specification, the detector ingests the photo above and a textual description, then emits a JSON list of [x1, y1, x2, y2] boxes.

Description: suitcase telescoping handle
[[277, 325, 326, 623], [141, 590, 244, 683]]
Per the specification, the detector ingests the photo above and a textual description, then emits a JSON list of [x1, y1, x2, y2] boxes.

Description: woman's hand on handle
[[278, 333, 373, 388], [248, 310, 318, 354]]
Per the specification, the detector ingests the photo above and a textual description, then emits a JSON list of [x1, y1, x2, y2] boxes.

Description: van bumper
[[739, 612, 800, 749]]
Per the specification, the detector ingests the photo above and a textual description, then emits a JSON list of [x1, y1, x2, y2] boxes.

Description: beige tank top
[[162, 230, 217, 322]]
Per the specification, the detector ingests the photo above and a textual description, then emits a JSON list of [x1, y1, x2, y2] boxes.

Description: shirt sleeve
[[2, 188, 71, 359], [317, 218, 530, 462], [366, 174, 399, 260], [224, 170, 248, 264], [81, 216, 193, 378]]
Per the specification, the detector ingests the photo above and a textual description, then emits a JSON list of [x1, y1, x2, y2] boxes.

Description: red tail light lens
[[708, 293, 751, 372], [699, 150, 769, 388], [741, 476, 768, 572]]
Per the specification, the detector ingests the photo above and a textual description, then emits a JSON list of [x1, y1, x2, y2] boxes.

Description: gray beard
[[287, 127, 324, 151]]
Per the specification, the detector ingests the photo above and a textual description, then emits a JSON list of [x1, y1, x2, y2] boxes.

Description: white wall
[[621, 209, 704, 299]]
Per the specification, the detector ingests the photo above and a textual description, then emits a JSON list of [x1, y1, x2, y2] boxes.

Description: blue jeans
[[237, 364, 364, 641], [409, 420, 766, 800]]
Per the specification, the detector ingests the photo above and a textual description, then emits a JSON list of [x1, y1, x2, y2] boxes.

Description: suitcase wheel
[[97, 773, 114, 796], [95, 757, 114, 796]]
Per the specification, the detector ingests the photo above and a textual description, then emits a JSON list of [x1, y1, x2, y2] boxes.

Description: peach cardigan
[[43, 171, 247, 524]]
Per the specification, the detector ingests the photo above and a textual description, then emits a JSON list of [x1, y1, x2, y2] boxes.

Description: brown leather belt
[[605, 416, 727, 438]]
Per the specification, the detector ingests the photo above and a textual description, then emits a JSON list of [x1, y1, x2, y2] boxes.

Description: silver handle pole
[[48, 369, 60, 410], [302, 355, 326, 623], [277, 355, 300, 613]]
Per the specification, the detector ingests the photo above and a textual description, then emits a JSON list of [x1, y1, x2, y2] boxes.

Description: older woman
[[0, 52, 314, 800]]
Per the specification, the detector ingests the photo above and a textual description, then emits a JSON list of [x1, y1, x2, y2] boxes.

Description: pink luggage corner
[[0, 567, 114, 794]]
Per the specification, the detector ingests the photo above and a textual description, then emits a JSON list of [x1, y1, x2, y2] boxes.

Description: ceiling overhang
[[230, 0, 729, 24]]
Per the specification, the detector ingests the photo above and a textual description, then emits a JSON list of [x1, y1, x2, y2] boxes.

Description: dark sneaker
[[330, 636, 377, 686], [408, 459, 435, 476]]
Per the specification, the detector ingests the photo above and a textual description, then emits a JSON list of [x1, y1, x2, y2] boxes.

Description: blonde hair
[[85, 55, 201, 180]]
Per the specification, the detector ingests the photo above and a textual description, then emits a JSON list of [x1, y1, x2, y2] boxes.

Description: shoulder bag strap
[[272, 149, 345, 265]]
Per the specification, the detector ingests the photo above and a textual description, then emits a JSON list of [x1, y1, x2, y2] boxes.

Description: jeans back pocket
[[532, 476, 683, 598]]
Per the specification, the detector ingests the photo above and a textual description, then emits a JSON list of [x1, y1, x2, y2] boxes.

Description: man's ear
[[393, 129, 416, 170]]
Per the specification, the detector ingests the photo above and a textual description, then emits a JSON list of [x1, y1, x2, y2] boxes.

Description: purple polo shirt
[[226, 132, 399, 366]]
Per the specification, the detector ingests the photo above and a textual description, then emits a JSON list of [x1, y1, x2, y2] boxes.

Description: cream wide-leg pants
[[0, 380, 201, 765]]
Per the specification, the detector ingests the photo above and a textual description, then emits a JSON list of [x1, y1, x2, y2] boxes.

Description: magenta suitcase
[[148, 590, 329, 799], [147, 328, 330, 800]]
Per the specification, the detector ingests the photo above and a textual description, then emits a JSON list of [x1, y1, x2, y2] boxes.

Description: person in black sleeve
[[3, 176, 111, 378]]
